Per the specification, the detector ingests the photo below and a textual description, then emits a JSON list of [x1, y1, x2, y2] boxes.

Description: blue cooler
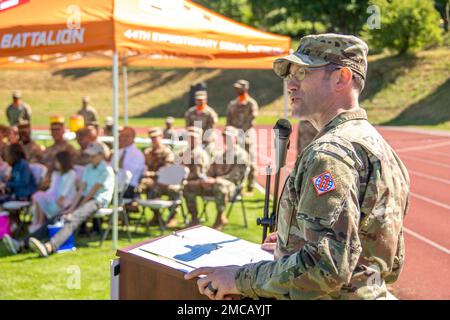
[[48, 222, 76, 253]]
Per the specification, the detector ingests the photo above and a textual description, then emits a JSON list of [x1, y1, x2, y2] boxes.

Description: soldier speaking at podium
[[185, 33, 410, 300]]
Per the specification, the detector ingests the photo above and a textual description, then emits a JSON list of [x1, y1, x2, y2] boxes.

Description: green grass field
[[0, 190, 266, 299]]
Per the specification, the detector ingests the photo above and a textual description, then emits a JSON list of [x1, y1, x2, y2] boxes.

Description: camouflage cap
[[17, 120, 31, 128], [12, 90, 22, 98], [148, 127, 163, 138], [105, 116, 113, 126], [195, 90, 207, 100], [233, 80, 249, 90], [165, 116, 174, 124], [273, 33, 369, 79]]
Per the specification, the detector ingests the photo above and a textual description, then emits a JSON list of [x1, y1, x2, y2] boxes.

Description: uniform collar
[[317, 108, 368, 137]]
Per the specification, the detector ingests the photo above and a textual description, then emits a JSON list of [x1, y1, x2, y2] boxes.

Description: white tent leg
[[112, 52, 120, 250], [123, 65, 128, 126]]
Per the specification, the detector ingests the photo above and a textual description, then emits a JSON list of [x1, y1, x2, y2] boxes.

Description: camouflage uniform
[[77, 106, 98, 126], [235, 109, 410, 299], [139, 144, 175, 194], [297, 120, 318, 155], [226, 96, 259, 190], [235, 34, 410, 300], [184, 143, 249, 222], [6, 103, 32, 126], [163, 128, 175, 140], [185, 106, 218, 159], [21, 140, 45, 163]]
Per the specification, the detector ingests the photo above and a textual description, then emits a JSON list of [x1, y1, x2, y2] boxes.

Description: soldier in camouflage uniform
[[77, 96, 99, 127], [17, 121, 45, 163], [296, 120, 318, 155], [226, 80, 259, 192], [184, 126, 249, 230], [178, 126, 210, 226], [163, 117, 175, 140], [6, 91, 32, 126], [184, 91, 218, 160], [185, 34, 410, 300]]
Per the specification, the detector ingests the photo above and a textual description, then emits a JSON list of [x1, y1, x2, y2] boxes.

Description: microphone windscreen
[[273, 119, 292, 139]]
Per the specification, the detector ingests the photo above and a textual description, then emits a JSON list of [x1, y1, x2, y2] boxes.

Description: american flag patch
[[312, 171, 336, 195]]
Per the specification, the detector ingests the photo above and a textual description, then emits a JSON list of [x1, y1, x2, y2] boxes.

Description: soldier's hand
[[184, 265, 241, 300], [261, 231, 277, 252]]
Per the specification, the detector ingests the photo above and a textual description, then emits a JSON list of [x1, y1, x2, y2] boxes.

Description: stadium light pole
[[112, 51, 120, 250]]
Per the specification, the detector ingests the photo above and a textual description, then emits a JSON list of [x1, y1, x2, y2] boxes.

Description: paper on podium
[[132, 226, 273, 273]]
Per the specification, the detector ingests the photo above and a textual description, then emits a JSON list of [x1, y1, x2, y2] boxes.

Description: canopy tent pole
[[123, 65, 128, 126], [112, 52, 120, 250]]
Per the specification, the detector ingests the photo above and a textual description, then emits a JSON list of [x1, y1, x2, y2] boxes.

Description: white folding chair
[[136, 164, 189, 234], [93, 169, 133, 246], [3, 163, 49, 236]]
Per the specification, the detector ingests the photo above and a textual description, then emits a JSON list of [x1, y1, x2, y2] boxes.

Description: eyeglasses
[[285, 65, 341, 82]]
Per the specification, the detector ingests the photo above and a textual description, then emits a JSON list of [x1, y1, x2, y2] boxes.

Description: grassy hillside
[[0, 47, 448, 130]]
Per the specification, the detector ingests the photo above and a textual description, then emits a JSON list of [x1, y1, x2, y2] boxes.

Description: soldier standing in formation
[[186, 33, 410, 300], [184, 91, 218, 160], [77, 96, 99, 127], [6, 91, 32, 126], [226, 80, 259, 192]]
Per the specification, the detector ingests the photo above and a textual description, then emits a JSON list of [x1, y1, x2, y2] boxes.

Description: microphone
[[273, 119, 292, 173]]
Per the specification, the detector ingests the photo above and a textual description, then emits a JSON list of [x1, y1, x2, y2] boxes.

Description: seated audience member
[[184, 126, 249, 230], [28, 151, 77, 233], [118, 127, 145, 199], [26, 142, 114, 257], [0, 155, 10, 184], [8, 126, 19, 144], [177, 127, 210, 226], [0, 125, 10, 160], [17, 120, 45, 163], [0, 143, 37, 204]]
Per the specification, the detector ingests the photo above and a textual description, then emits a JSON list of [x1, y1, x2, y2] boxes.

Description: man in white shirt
[[118, 126, 145, 199]]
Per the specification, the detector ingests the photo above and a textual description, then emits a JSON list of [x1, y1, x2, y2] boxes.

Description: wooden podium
[[115, 234, 207, 300], [113, 225, 273, 300]]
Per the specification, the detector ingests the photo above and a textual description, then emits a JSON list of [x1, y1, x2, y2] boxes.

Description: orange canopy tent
[[0, 0, 290, 249]]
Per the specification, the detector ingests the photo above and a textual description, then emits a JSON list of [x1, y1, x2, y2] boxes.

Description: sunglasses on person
[[285, 64, 341, 82]]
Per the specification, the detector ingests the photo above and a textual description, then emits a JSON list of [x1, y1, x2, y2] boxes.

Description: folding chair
[[3, 163, 48, 236], [200, 166, 250, 228], [94, 169, 133, 247], [135, 164, 189, 234]]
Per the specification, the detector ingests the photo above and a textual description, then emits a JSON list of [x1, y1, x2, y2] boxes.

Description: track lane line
[[409, 170, 450, 185], [410, 192, 450, 210], [404, 227, 450, 255]]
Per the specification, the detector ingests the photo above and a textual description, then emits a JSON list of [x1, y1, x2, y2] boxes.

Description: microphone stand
[[257, 119, 291, 243]]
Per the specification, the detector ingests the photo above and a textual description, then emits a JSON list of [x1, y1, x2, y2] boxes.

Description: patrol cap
[[105, 116, 113, 126], [84, 142, 105, 156], [222, 126, 239, 138], [165, 116, 174, 124], [82, 96, 90, 103], [148, 127, 163, 138], [186, 126, 202, 138], [12, 90, 22, 99], [273, 33, 369, 79], [195, 91, 207, 100], [233, 80, 249, 90]]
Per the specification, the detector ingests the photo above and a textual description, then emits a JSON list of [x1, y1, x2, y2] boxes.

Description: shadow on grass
[[361, 54, 419, 103], [52, 68, 106, 79], [134, 69, 283, 118], [384, 78, 450, 126]]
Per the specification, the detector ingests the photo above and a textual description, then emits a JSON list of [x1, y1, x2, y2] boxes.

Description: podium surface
[[115, 226, 273, 300]]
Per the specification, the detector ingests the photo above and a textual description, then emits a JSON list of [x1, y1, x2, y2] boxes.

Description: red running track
[[254, 124, 450, 300]]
